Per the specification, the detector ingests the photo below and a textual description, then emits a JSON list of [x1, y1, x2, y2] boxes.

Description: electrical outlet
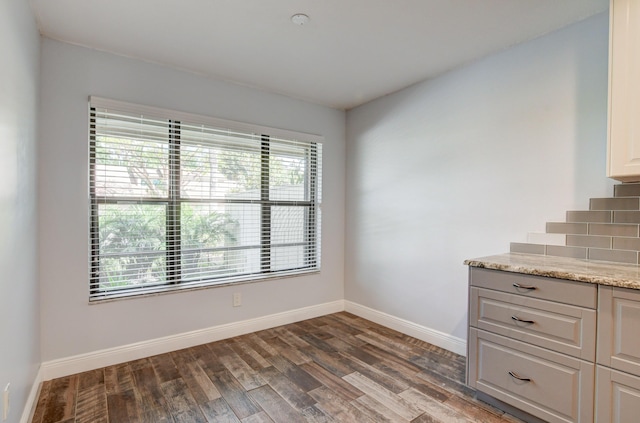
[[3, 383, 9, 421], [233, 292, 242, 307]]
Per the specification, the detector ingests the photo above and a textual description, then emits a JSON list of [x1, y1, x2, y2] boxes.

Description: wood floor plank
[[211, 369, 263, 419], [301, 346, 354, 378], [229, 338, 272, 371], [106, 390, 140, 423], [199, 397, 241, 423], [301, 405, 335, 423], [40, 374, 78, 423], [75, 383, 108, 423], [161, 378, 208, 423], [266, 336, 312, 365], [342, 372, 422, 420], [243, 333, 279, 359], [247, 385, 306, 423], [267, 355, 322, 392], [171, 349, 221, 404], [218, 350, 267, 391], [399, 387, 471, 423], [30, 380, 51, 423], [241, 411, 275, 422], [150, 353, 181, 384], [31, 312, 527, 423], [309, 385, 376, 423], [299, 361, 364, 402], [352, 394, 411, 423], [339, 353, 410, 394], [131, 365, 173, 423], [259, 367, 316, 411]]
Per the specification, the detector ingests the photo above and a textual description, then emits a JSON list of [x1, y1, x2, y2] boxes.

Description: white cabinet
[[607, 0, 640, 181]]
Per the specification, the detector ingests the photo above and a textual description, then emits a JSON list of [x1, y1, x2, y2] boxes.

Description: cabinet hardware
[[511, 316, 535, 324], [512, 283, 536, 290], [508, 371, 531, 382]]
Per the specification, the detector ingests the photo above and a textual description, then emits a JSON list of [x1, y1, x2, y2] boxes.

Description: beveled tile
[[613, 237, 640, 251], [546, 222, 588, 235], [566, 210, 612, 223], [614, 183, 640, 197], [566, 235, 612, 249], [545, 245, 587, 259], [613, 211, 640, 224], [588, 248, 639, 265], [590, 197, 640, 211], [509, 243, 545, 255], [588, 223, 639, 237]]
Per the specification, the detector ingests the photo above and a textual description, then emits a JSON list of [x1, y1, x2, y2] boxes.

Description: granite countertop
[[464, 252, 640, 290]]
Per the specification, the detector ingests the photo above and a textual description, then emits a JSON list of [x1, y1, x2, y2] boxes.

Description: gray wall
[[0, 0, 41, 419], [345, 13, 613, 342], [38, 39, 346, 362]]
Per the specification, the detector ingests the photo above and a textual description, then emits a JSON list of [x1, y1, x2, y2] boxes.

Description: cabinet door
[[596, 366, 640, 423], [598, 286, 640, 376], [608, 0, 640, 181]]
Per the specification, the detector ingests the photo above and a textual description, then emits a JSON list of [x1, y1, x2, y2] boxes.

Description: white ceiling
[[29, 0, 608, 110]]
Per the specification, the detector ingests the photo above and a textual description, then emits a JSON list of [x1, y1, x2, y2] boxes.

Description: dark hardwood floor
[[30, 312, 523, 423]]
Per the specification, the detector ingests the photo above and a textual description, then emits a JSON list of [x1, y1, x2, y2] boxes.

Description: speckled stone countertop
[[464, 252, 640, 290]]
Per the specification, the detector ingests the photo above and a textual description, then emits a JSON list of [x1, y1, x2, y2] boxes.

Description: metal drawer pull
[[512, 283, 536, 290], [508, 371, 531, 382], [511, 315, 535, 324]]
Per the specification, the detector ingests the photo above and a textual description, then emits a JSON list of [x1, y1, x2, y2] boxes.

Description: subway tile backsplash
[[510, 183, 640, 265]]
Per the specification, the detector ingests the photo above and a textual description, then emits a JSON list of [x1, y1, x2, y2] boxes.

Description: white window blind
[[89, 97, 322, 301]]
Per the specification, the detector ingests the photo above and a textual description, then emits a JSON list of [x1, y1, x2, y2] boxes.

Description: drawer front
[[470, 268, 597, 308], [469, 328, 594, 423], [471, 287, 596, 360], [596, 366, 640, 423], [597, 286, 640, 376]]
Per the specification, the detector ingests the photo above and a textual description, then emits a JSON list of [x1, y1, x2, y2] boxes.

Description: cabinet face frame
[[607, 0, 640, 181]]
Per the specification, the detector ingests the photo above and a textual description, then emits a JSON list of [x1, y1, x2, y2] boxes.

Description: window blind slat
[[89, 99, 322, 301]]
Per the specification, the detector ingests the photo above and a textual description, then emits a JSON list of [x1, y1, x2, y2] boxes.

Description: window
[[89, 97, 322, 301]]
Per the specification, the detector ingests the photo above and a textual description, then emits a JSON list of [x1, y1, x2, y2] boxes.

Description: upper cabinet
[[608, 0, 640, 181]]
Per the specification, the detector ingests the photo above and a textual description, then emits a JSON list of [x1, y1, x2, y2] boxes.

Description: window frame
[[88, 97, 322, 302]]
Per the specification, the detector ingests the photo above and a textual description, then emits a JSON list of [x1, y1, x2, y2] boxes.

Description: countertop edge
[[464, 253, 640, 290]]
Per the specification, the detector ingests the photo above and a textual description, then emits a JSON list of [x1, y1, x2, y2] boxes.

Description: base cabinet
[[467, 267, 640, 422], [596, 366, 640, 423]]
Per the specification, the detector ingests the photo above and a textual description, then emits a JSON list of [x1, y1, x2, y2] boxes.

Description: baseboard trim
[[344, 301, 467, 356], [40, 299, 466, 382], [41, 300, 344, 381], [20, 366, 43, 423]]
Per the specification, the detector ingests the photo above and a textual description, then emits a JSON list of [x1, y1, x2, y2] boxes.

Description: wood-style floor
[[30, 312, 523, 423]]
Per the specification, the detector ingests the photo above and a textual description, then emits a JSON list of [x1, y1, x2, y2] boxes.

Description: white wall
[[345, 13, 613, 343], [0, 0, 41, 419], [38, 39, 345, 362]]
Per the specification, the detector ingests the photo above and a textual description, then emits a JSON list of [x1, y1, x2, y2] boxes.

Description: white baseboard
[[20, 366, 43, 423], [41, 300, 344, 381], [344, 300, 467, 356], [39, 299, 466, 384]]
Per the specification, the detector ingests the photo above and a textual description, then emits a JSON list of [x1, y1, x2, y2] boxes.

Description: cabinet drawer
[[470, 287, 596, 360], [596, 366, 640, 423], [469, 328, 594, 423], [597, 286, 640, 376], [470, 268, 597, 308]]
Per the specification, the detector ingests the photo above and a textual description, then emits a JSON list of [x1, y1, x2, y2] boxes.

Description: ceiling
[[29, 0, 608, 110]]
